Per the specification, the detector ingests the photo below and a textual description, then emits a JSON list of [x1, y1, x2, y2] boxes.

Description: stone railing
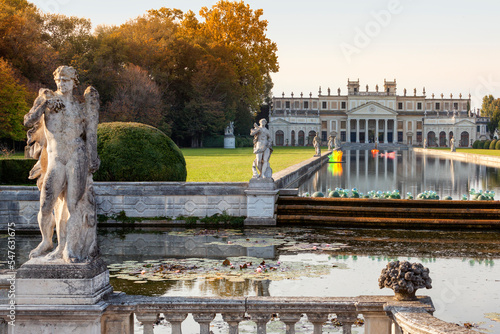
[[101, 294, 476, 334]]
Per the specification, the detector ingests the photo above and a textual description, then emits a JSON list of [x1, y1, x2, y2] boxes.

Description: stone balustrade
[[99, 294, 476, 334]]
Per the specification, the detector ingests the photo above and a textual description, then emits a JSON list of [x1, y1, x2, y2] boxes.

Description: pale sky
[[29, 0, 500, 109]]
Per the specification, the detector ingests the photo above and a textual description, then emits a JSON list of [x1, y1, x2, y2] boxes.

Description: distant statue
[[334, 137, 341, 150], [313, 133, 321, 156], [450, 137, 456, 152], [225, 121, 234, 135], [423, 138, 427, 149], [250, 119, 273, 178], [24, 66, 100, 263], [327, 136, 334, 151]]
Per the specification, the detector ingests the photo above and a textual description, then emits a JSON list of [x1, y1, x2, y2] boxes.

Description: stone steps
[[277, 197, 500, 229]]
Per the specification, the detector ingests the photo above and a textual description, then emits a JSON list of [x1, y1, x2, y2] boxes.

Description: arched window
[[460, 131, 469, 147], [439, 131, 446, 147], [291, 130, 296, 146], [298, 131, 305, 146], [427, 131, 436, 147], [275, 130, 284, 146]]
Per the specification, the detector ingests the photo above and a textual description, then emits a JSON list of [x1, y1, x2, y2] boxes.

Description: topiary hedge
[[95, 122, 186, 182], [484, 140, 491, 150], [490, 139, 498, 149], [496, 141, 500, 150], [472, 140, 481, 149]]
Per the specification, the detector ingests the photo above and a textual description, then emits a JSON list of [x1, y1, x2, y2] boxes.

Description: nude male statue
[[250, 119, 273, 178], [24, 66, 100, 263]]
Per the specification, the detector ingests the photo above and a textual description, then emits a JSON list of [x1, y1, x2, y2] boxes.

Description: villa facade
[[269, 79, 490, 147]]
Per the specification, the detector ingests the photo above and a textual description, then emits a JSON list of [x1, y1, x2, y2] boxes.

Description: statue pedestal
[[9, 257, 112, 333], [244, 178, 278, 226], [224, 134, 235, 149]]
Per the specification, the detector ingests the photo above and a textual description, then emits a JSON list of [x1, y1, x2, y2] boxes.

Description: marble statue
[[250, 119, 273, 178], [450, 137, 456, 152], [327, 136, 334, 151], [313, 133, 321, 156], [225, 121, 234, 136], [423, 138, 427, 149], [24, 66, 100, 263]]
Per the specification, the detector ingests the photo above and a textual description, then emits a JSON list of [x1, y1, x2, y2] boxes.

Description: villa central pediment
[[347, 102, 398, 116]]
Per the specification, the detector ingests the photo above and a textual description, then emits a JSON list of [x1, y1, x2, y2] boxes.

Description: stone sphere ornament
[[378, 261, 432, 301]]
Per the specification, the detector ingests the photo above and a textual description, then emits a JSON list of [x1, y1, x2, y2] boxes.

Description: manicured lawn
[[181, 146, 319, 182], [428, 148, 500, 156], [0, 152, 25, 159]]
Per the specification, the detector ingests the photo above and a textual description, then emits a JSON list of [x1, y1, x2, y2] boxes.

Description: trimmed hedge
[[472, 140, 481, 149], [0, 159, 37, 185], [490, 139, 498, 149], [484, 140, 491, 150], [94, 122, 186, 182], [496, 141, 500, 150]]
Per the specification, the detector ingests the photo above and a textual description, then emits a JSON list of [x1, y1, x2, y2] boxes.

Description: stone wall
[[1, 183, 248, 230], [412, 147, 500, 168]]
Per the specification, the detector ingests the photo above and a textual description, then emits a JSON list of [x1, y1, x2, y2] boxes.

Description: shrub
[[95, 122, 186, 181], [472, 140, 481, 149], [203, 135, 224, 148], [236, 136, 253, 147], [484, 140, 491, 149], [0, 159, 37, 185], [490, 139, 498, 149], [496, 141, 500, 150]]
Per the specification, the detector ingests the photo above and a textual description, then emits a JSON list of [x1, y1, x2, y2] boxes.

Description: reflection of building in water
[[299, 150, 500, 199], [270, 79, 489, 147]]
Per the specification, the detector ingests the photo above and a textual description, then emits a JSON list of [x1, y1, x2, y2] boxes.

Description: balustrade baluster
[[163, 313, 188, 334], [249, 313, 271, 334], [192, 313, 216, 334], [306, 313, 329, 334], [135, 312, 158, 334], [222, 313, 246, 334], [336, 312, 358, 334], [278, 313, 302, 334], [363, 313, 392, 334]]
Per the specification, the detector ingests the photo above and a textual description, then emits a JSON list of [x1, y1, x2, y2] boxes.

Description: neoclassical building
[[269, 79, 489, 147]]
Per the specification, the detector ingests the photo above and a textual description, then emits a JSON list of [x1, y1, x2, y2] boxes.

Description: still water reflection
[[2, 227, 498, 332], [298, 150, 500, 199]]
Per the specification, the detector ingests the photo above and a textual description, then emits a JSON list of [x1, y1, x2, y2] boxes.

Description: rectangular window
[[398, 102, 403, 110], [341, 121, 346, 129], [398, 131, 403, 142], [417, 102, 422, 110], [322, 101, 327, 109], [417, 121, 422, 130], [322, 131, 327, 142], [454, 102, 458, 110], [341, 131, 346, 141], [417, 131, 422, 143], [275, 101, 281, 109], [341, 101, 346, 109], [285, 101, 290, 109], [321, 121, 327, 130], [294, 101, 299, 109], [303, 101, 309, 109], [435, 102, 440, 110], [397, 121, 403, 130], [477, 125, 480, 132]]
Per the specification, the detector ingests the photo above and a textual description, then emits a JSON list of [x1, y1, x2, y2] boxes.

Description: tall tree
[[482, 95, 500, 136], [0, 58, 29, 140]]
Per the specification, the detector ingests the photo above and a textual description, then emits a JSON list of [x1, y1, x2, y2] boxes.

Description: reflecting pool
[[2, 227, 499, 333], [298, 150, 500, 199]]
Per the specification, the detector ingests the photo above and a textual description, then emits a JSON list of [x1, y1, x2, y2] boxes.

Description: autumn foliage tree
[[0, 0, 279, 147], [481, 95, 500, 137]]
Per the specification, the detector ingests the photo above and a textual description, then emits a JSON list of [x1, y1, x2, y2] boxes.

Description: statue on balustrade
[[327, 136, 334, 151], [24, 66, 100, 263], [251, 119, 273, 178], [313, 133, 321, 156], [450, 137, 456, 152]]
